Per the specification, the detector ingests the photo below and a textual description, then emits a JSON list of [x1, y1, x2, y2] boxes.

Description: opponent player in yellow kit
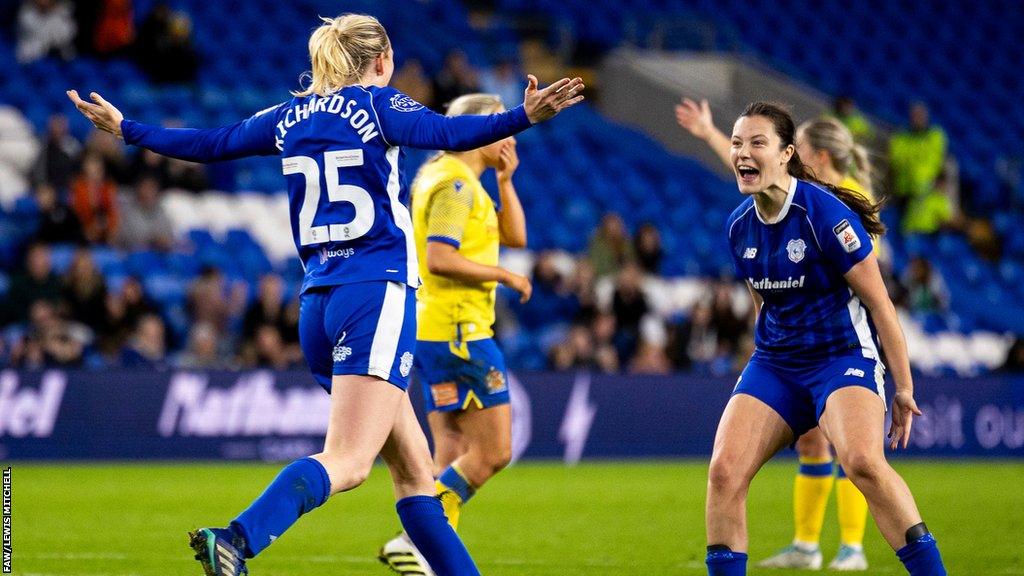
[[676, 100, 875, 571], [381, 93, 531, 575]]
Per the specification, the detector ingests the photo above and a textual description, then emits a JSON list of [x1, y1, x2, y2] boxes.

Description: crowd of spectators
[[0, 240, 305, 371], [16, 0, 198, 82]]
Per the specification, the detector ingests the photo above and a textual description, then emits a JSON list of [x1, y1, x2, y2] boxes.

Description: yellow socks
[[835, 466, 868, 548], [793, 457, 834, 545], [435, 464, 475, 531]]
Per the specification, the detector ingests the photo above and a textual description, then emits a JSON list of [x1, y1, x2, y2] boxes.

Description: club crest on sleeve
[[786, 238, 806, 263], [389, 94, 424, 112], [832, 219, 862, 253]]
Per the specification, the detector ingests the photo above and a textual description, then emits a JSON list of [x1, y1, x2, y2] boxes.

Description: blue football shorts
[[415, 337, 510, 413], [298, 280, 417, 392], [733, 353, 885, 437]]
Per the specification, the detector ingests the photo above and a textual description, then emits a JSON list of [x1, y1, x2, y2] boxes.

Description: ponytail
[[849, 143, 874, 197], [295, 14, 390, 97], [790, 150, 887, 236]]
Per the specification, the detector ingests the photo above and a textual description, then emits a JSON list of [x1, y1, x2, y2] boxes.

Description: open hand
[[674, 97, 715, 140], [887, 390, 922, 449], [67, 90, 124, 138], [523, 75, 584, 124]]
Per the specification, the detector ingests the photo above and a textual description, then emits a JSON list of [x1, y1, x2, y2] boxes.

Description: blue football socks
[[397, 495, 480, 576], [897, 532, 947, 575], [231, 457, 330, 557], [706, 545, 747, 576]]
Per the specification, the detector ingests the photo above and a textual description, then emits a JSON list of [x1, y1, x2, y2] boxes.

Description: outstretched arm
[[378, 75, 584, 151], [845, 253, 921, 449], [68, 90, 281, 162], [675, 98, 732, 169]]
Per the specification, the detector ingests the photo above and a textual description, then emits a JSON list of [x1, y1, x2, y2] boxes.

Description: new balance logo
[[743, 247, 757, 259], [844, 368, 865, 378]]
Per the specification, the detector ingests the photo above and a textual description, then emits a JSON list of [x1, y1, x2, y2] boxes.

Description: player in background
[[380, 93, 531, 575], [699, 102, 945, 576], [69, 13, 583, 576], [677, 100, 874, 570]]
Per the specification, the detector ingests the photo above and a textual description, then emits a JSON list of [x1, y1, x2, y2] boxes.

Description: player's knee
[[483, 444, 512, 475], [838, 450, 883, 485], [319, 454, 374, 494], [707, 453, 748, 494], [796, 433, 830, 459]]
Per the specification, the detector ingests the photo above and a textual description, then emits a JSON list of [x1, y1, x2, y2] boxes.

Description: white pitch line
[[20, 553, 129, 560], [20, 564, 127, 576]]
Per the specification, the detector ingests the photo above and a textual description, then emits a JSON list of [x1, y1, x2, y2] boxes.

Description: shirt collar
[[754, 176, 797, 225]]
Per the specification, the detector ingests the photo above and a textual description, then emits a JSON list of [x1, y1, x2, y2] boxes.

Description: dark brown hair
[[740, 102, 886, 236]]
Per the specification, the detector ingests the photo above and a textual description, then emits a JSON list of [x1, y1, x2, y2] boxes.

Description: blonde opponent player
[[380, 94, 531, 575], [677, 101, 876, 570]]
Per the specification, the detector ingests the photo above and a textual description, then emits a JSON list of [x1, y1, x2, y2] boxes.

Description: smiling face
[[730, 115, 794, 195]]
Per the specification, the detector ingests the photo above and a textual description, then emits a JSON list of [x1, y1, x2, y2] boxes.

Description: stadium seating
[[500, 0, 1023, 211], [0, 0, 1020, 372]]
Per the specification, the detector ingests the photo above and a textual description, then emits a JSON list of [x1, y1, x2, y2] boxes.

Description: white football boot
[[828, 544, 868, 571], [379, 532, 436, 576], [757, 543, 823, 569]]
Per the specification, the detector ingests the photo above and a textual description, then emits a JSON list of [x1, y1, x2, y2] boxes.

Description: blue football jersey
[[121, 86, 531, 294], [726, 178, 880, 365]]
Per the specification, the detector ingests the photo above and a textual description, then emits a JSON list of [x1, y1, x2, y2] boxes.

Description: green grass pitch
[[11, 460, 1024, 575]]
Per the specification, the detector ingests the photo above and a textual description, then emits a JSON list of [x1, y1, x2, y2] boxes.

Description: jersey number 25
[[283, 149, 375, 246]]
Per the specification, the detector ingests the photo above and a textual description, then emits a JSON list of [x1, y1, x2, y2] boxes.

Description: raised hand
[[675, 97, 715, 140], [496, 140, 519, 183], [67, 90, 125, 138], [887, 389, 923, 449], [523, 75, 585, 124]]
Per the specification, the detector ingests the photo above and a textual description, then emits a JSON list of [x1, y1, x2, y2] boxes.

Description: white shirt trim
[[754, 176, 798, 225], [728, 203, 755, 240], [384, 146, 419, 287]]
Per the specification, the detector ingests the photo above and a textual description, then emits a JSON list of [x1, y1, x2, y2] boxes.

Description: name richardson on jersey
[[748, 275, 806, 290], [274, 93, 380, 146]]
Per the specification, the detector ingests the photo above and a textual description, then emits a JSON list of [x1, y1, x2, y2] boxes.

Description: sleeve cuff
[[120, 119, 140, 145], [427, 235, 461, 249], [509, 105, 532, 129]]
